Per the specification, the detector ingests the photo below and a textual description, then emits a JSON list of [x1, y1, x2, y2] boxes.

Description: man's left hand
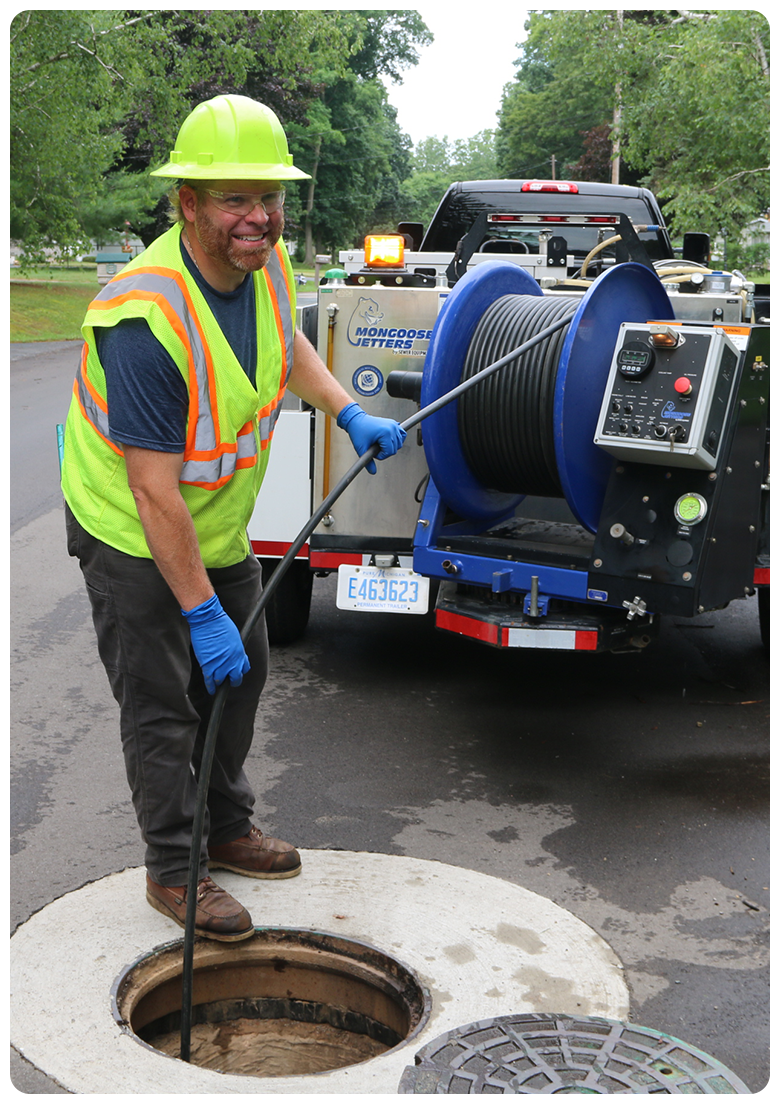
[[336, 402, 406, 474]]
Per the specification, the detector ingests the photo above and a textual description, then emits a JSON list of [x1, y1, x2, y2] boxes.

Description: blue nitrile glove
[[182, 594, 250, 695], [336, 402, 407, 474]]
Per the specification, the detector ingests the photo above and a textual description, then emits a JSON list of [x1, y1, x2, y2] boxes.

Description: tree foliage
[[496, 10, 616, 181], [342, 9, 433, 82], [10, 10, 143, 258], [9, 9, 426, 262], [288, 73, 413, 258], [618, 9, 770, 251], [12, 9, 768, 268], [286, 10, 431, 260], [767, 12, 780, 226], [399, 131, 499, 225], [496, 9, 770, 253]]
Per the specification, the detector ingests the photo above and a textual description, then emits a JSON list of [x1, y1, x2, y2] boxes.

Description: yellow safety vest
[[61, 223, 295, 567]]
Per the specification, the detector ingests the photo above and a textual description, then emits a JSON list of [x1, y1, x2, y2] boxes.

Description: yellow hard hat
[[150, 94, 310, 181]]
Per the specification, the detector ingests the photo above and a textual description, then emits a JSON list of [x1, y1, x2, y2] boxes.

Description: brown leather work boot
[[146, 874, 254, 941], [208, 824, 302, 879]]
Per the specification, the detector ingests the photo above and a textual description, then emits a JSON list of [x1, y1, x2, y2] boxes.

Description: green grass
[[11, 263, 99, 283], [10, 264, 101, 341], [10, 280, 97, 342], [10, 262, 318, 342]]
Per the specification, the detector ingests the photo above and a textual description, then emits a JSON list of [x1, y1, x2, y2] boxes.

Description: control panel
[[593, 322, 741, 470]]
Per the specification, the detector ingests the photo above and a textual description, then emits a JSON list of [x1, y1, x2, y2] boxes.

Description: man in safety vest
[[60, 95, 406, 941]]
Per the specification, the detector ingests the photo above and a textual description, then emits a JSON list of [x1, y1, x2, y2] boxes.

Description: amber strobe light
[[649, 325, 681, 349], [364, 234, 405, 268]]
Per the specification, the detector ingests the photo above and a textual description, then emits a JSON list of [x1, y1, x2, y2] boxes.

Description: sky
[[381, 4, 529, 146]]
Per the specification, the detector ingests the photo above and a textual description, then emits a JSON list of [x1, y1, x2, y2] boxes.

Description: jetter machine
[[413, 261, 768, 653], [249, 230, 769, 656]]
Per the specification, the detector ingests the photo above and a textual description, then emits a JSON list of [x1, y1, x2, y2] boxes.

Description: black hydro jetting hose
[[179, 306, 578, 1061], [459, 295, 578, 497]]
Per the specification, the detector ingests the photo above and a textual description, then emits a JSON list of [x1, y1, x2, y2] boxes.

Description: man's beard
[[193, 204, 284, 273]]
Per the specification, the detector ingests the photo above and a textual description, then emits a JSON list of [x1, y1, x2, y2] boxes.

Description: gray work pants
[[65, 503, 269, 885]]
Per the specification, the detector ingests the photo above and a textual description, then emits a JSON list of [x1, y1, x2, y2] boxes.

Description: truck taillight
[[521, 181, 579, 193], [364, 234, 405, 267]]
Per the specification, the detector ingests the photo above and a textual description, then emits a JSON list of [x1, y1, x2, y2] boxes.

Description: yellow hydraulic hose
[[579, 234, 622, 278], [322, 304, 339, 502]]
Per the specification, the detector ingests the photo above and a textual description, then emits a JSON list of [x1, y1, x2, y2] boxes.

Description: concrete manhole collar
[[11, 852, 630, 1093]]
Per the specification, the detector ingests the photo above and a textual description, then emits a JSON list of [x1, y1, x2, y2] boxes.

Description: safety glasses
[[203, 188, 286, 216]]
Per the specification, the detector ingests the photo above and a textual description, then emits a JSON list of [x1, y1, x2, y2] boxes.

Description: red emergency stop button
[[674, 377, 693, 396]]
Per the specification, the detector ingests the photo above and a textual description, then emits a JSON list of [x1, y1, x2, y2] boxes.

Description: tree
[[495, 9, 770, 256], [767, 13, 780, 228], [10, 10, 352, 258], [10, 10, 150, 261], [289, 71, 413, 259], [451, 131, 499, 181], [496, 11, 615, 180], [567, 124, 614, 183], [286, 10, 431, 260], [411, 136, 453, 174], [399, 170, 453, 227], [15, 10, 523, 262], [618, 10, 770, 253], [399, 130, 499, 226], [344, 9, 433, 82]]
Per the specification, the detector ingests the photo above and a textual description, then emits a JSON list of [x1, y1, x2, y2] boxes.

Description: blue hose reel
[[414, 261, 675, 603], [419, 260, 674, 534]]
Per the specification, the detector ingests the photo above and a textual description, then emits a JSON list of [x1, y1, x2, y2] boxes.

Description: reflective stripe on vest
[[74, 343, 121, 453], [257, 251, 294, 450], [76, 244, 294, 487]]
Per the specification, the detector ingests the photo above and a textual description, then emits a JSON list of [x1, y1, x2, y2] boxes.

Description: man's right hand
[[336, 401, 407, 474], [182, 594, 250, 694]]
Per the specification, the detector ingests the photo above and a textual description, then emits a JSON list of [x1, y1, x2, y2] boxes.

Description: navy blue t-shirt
[[97, 239, 257, 452]]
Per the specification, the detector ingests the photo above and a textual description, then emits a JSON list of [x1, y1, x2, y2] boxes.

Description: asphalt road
[[10, 341, 770, 1093], [10, 340, 81, 534]]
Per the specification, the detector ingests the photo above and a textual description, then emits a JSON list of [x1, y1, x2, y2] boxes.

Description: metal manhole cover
[[398, 1013, 750, 1094]]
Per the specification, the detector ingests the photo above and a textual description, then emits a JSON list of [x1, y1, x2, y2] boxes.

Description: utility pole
[[303, 134, 321, 267], [612, 10, 623, 185], [551, 154, 557, 181]]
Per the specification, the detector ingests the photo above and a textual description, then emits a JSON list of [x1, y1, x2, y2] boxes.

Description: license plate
[[336, 564, 430, 614]]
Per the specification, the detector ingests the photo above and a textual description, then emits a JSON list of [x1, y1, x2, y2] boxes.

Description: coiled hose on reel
[[458, 295, 579, 498], [420, 260, 674, 533]]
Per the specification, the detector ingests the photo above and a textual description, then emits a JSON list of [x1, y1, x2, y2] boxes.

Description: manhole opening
[[112, 927, 430, 1078]]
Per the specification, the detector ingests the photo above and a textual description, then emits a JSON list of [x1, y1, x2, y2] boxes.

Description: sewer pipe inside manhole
[[112, 927, 430, 1078]]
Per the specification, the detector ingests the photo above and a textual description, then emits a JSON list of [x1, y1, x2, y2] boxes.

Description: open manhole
[[112, 927, 430, 1078]]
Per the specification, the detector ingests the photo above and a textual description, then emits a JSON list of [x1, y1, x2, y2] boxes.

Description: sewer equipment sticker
[[352, 366, 384, 397]]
